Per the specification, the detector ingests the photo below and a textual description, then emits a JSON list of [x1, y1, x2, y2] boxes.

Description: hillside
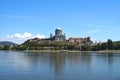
[[0, 41, 18, 46]]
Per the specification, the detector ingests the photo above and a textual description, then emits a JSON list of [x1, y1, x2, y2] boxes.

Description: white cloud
[[6, 32, 32, 39], [35, 34, 46, 39], [4, 32, 46, 44]]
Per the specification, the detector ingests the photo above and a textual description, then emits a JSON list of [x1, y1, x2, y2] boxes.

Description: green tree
[[3, 45, 10, 50], [81, 45, 91, 51], [101, 43, 107, 50], [107, 39, 113, 50]]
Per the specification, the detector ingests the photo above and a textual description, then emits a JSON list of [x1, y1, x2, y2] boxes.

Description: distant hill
[[0, 41, 18, 46]]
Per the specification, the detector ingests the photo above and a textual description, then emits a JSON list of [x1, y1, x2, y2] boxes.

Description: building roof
[[69, 37, 84, 40], [56, 27, 62, 30]]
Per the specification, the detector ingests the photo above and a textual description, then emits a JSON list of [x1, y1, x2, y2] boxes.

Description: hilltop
[[0, 41, 18, 46]]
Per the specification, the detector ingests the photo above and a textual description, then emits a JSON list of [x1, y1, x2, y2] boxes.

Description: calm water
[[0, 51, 120, 80]]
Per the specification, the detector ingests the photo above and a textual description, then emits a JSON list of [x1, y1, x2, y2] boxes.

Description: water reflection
[[1, 51, 120, 80], [49, 53, 66, 78]]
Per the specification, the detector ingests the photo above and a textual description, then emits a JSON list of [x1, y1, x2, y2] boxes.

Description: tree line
[[1, 39, 120, 51], [81, 39, 120, 51]]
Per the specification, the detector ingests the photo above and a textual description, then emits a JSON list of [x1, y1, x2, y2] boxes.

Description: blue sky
[[0, 0, 120, 44]]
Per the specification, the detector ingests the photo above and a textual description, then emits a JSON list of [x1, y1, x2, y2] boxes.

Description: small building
[[84, 36, 93, 46], [69, 36, 93, 45], [68, 37, 84, 44]]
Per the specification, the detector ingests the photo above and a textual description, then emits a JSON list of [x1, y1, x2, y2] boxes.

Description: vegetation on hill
[[14, 38, 80, 50], [1, 39, 120, 51], [0, 41, 18, 50], [0, 41, 17, 46]]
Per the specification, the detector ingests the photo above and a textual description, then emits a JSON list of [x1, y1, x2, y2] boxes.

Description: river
[[0, 51, 120, 80]]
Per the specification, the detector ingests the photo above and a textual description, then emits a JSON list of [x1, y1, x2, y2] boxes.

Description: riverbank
[[95, 50, 120, 53], [1, 50, 120, 53], [23, 50, 120, 53], [24, 50, 80, 53]]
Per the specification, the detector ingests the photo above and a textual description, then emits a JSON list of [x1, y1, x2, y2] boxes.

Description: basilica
[[50, 28, 66, 41], [29, 28, 93, 46]]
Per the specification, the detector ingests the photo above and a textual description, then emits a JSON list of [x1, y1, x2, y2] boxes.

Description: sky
[[0, 0, 120, 44]]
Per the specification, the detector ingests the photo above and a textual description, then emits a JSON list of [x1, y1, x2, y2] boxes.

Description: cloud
[[35, 34, 46, 39], [6, 32, 32, 39], [4, 32, 46, 44]]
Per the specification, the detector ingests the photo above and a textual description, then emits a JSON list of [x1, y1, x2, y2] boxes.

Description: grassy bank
[[1, 50, 120, 53], [24, 50, 120, 53], [23, 50, 81, 53], [95, 50, 120, 53]]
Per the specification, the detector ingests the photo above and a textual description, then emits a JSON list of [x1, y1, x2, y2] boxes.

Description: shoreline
[[23, 50, 120, 53], [95, 50, 120, 53], [1, 50, 120, 53], [23, 50, 81, 53]]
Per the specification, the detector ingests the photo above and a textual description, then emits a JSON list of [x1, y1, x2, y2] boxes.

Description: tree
[[107, 39, 113, 50], [3, 45, 10, 50], [81, 45, 91, 51], [101, 43, 107, 50]]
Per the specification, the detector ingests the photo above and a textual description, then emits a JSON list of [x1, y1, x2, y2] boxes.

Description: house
[[69, 36, 93, 45], [68, 37, 84, 44]]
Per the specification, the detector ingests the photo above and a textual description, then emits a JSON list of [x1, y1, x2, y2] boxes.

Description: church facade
[[50, 28, 66, 41]]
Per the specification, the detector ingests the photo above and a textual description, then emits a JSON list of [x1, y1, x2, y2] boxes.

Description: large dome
[[55, 27, 62, 35], [56, 27, 62, 30]]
